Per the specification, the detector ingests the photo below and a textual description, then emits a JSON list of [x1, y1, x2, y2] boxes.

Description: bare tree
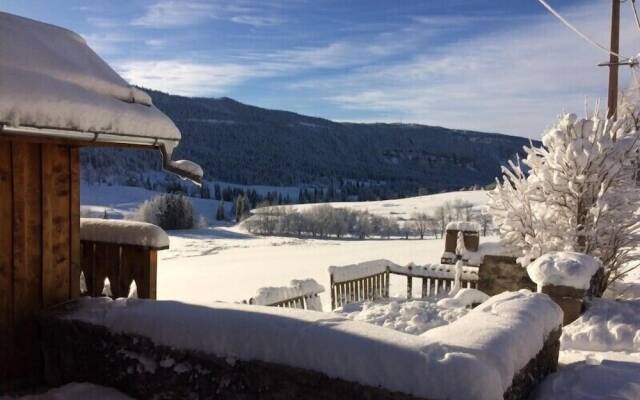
[[410, 212, 429, 239]]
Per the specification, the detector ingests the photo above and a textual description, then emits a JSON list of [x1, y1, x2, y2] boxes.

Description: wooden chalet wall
[[0, 139, 81, 390]]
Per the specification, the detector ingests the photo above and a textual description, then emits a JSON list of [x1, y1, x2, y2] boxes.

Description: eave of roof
[[0, 12, 203, 183]]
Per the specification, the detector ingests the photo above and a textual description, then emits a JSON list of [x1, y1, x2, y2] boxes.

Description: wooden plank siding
[[0, 140, 81, 390], [0, 141, 13, 388], [12, 142, 43, 388]]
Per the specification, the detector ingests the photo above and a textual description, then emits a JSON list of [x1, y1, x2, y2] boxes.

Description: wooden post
[[330, 274, 335, 311], [384, 267, 390, 299], [422, 278, 428, 298], [607, 0, 620, 120], [406, 264, 413, 299]]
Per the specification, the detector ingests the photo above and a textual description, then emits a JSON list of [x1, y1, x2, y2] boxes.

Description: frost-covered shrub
[[134, 194, 196, 230], [489, 111, 640, 293]]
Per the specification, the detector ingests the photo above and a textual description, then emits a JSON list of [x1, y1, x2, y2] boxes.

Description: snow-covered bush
[[489, 111, 640, 293], [133, 193, 197, 230]]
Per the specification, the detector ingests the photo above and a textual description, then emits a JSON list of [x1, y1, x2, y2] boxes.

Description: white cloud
[[114, 39, 408, 96], [230, 15, 284, 27], [82, 32, 135, 57], [118, 1, 639, 137], [131, 0, 283, 28], [116, 60, 260, 95], [302, 1, 640, 137], [132, 1, 214, 27]]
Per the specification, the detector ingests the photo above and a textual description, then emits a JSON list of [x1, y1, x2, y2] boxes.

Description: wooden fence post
[[330, 274, 335, 311], [384, 267, 390, 299], [406, 264, 413, 300]]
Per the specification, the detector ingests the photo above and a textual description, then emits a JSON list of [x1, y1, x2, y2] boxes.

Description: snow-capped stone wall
[[40, 291, 562, 400]]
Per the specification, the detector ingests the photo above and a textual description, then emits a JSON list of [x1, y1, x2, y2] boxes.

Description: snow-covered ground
[[256, 189, 489, 219], [533, 267, 640, 399], [158, 227, 455, 309], [337, 299, 470, 335], [81, 183, 640, 398]]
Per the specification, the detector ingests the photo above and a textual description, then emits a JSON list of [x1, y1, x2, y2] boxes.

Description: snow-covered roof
[[0, 12, 201, 182], [446, 221, 480, 232], [80, 218, 169, 249]]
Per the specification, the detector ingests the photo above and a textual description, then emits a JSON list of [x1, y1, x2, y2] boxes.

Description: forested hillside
[[81, 89, 532, 198]]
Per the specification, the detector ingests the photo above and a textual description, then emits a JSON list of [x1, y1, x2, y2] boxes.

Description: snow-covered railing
[[329, 260, 391, 310], [79, 218, 169, 299], [245, 279, 324, 311], [40, 291, 564, 400], [329, 259, 478, 310]]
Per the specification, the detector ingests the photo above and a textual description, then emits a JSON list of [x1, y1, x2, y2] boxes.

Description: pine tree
[[235, 195, 244, 222], [216, 201, 225, 221]]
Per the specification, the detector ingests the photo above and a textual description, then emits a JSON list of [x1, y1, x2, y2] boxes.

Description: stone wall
[[478, 255, 536, 296], [39, 310, 560, 400], [541, 285, 585, 326]]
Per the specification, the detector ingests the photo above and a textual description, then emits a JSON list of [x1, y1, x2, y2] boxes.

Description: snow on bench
[[53, 290, 563, 400], [246, 279, 325, 311]]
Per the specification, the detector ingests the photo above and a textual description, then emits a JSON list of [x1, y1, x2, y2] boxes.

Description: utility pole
[[607, 0, 621, 119]]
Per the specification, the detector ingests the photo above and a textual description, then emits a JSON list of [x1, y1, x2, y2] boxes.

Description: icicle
[[80, 271, 88, 294], [127, 280, 138, 299], [102, 277, 112, 297]]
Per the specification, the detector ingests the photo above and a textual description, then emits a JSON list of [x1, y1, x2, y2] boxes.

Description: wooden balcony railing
[[79, 218, 169, 299]]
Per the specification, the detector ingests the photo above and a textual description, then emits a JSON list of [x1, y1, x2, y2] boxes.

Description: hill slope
[[81, 89, 531, 194]]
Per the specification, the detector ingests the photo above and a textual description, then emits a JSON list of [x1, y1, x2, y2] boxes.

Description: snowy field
[[255, 189, 489, 219], [81, 185, 491, 309], [80, 184, 640, 399], [158, 227, 454, 308]]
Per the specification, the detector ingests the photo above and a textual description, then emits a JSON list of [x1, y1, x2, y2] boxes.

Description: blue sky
[[3, 0, 639, 137]]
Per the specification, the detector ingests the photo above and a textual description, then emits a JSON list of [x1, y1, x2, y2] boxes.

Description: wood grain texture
[[93, 243, 120, 297], [69, 148, 81, 299], [42, 144, 71, 308], [11, 142, 43, 386], [0, 141, 13, 387]]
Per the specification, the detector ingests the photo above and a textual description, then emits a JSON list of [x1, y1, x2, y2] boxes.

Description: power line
[[630, 0, 640, 32], [537, 0, 632, 61]]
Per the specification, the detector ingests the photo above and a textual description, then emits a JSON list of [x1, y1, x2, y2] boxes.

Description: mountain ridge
[[81, 89, 533, 197]]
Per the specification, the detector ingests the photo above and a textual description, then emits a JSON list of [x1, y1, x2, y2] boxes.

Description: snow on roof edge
[[0, 11, 188, 151]]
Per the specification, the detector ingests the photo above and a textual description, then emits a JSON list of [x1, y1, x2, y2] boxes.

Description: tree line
[[244, 198, 493, 240]]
